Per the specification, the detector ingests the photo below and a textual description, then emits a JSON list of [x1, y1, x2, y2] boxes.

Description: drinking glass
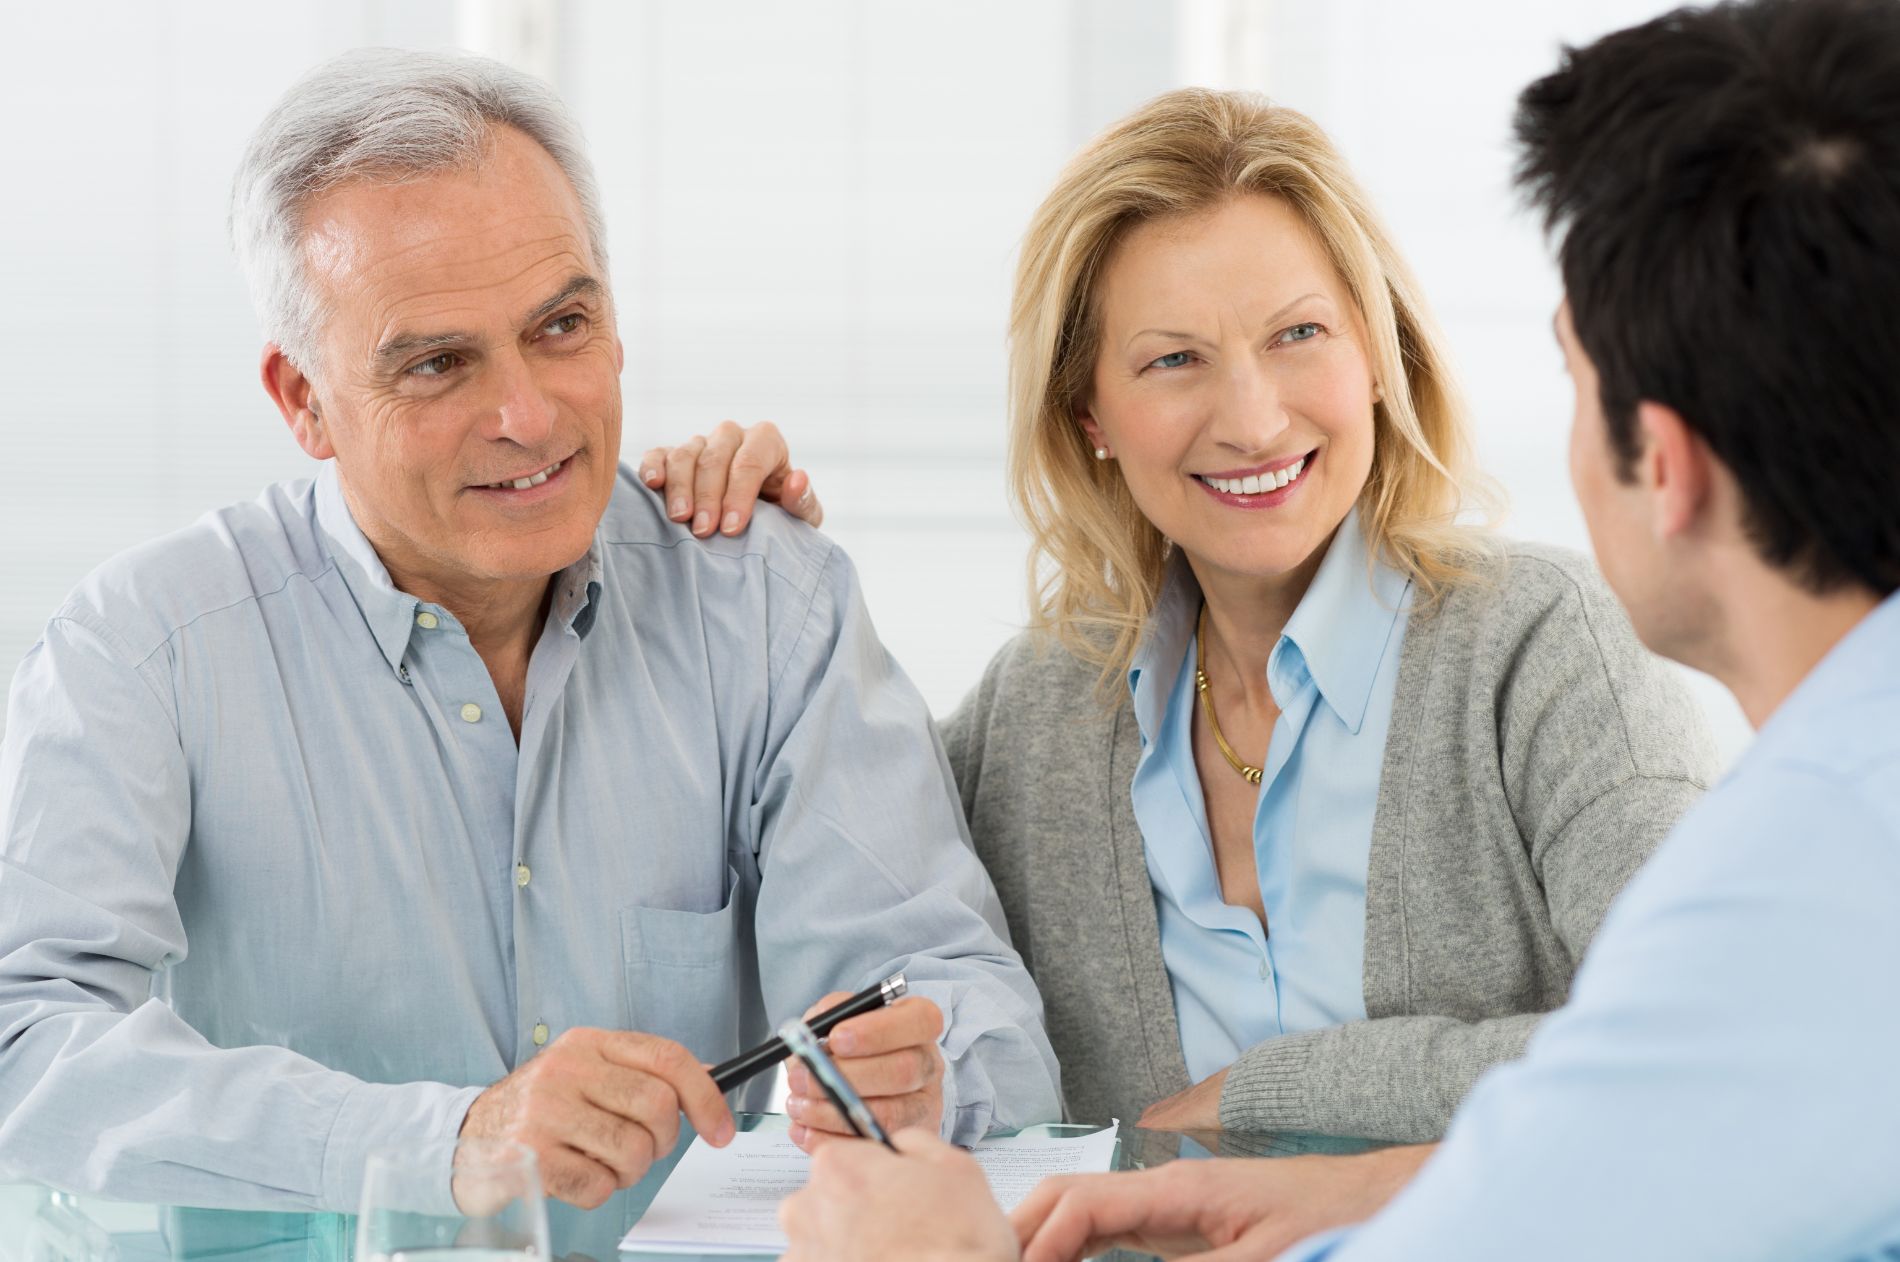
[[356, 1138, 549, 1262]]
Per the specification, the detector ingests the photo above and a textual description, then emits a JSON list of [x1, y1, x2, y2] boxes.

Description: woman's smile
[[1191, 447, 1318, 509]]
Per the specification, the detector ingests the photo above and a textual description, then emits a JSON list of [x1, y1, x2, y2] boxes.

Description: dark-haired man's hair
[[1515, 0, 1900, 596]]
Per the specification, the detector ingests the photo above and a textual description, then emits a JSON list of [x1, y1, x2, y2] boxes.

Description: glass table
[[0, 1114, 1381, 1262]]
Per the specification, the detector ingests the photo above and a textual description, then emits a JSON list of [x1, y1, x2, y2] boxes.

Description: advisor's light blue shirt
[[1284, 591, 1900, 1261], [1127, 511, 1411, 1082], [0, 463, 1059, 1213]]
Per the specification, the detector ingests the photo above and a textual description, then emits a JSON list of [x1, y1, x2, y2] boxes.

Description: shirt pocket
[[619, 864, 744, 1063]]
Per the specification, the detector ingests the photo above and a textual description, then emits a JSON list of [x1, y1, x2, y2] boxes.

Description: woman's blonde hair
[[1008, 88, 1495, 684]]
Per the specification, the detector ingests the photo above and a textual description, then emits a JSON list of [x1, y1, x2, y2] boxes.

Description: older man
[[0, 49, 1058, 1213]]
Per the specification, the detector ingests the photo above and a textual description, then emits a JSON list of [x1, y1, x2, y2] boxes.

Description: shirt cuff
[[319, 1079, 486, 1213]]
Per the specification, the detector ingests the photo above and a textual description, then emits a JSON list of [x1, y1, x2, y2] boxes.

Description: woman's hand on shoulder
[[638, 420, 823, 537]]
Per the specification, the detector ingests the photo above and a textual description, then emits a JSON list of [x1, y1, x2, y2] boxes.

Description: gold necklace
[[1194, 607, 1264, 785]]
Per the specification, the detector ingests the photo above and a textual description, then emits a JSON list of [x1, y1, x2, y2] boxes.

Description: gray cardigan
[[939, 541, 1717, 1142]]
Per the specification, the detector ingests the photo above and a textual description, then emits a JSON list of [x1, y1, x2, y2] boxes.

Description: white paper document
[[619, 1125, 1120, 1256]]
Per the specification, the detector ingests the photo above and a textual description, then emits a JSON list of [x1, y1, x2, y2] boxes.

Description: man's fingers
[[539, 1143, 620, 1210], [598, 1033, 736, 1146], [690, 420, 744, 536], [580, 1073, 675, 1167], [663, 438, 705, 521], [1014, 1173, 1166, 1262], [888, 1126, 946, 1157], [1009, 1175, 1067, 1240], [805, 1044, 940, 1097], [802, 991, 856, 1022], [788, 1088, 935, 1139], [826, 996, 944, 1057], [1178, 1229, 1302, 1262], [787, 1044, 941, 1098], [720, 421, 790, 535], [788, 1093, 851, 1137]]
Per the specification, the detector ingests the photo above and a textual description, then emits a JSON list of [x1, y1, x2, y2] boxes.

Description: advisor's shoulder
[[1668, 746, 1900, 900], [51, 479, 329, 664], [596, 463, 836, 597]]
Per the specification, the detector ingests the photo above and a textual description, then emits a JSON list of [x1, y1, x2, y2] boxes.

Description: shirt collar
[[313, 463, 607, 676], [1742, 587, 1900, 770], [1124, 507, 1411, 739], [1127, 552, 1203, 744], [1279, 507, 1412, 734]]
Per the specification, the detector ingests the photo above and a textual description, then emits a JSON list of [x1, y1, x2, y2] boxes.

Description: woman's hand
[[1136, 1067, 1228, 1131], [1010, 1145, 1434, 1262], [637, 420, 823, 537], [779, 1127, 1019, 1262]]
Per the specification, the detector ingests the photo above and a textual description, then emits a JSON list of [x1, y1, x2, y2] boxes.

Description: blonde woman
[[645, 88, 1714, 1144]]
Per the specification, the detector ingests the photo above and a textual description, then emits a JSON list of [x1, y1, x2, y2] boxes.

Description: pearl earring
[[1094, 447, 1110, 461]]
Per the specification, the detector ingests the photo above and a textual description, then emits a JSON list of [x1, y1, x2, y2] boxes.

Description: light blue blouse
[[1126, 509, 1413, 1082]]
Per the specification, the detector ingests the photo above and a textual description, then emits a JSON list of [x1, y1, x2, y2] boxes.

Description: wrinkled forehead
[[298, 128, 605, 353]]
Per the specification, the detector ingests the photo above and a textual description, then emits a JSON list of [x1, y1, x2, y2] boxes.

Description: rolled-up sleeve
[[747, 544, 1062, 1141], [0, 614, 479, 1211]]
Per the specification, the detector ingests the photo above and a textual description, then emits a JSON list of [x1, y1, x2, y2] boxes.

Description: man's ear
[[1636, 400, 1712, 543], [261, 345, 335, 461]]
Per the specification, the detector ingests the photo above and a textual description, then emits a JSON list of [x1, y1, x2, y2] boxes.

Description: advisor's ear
[[1635, 400, 1712, 543], [261, 345, 335, 461]]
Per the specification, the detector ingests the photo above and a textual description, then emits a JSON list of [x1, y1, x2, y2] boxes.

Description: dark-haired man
[[777, 0, 1900, 1257]]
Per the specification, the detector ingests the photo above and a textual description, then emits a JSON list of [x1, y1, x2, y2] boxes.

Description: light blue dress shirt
[[1283, 591, 1900, 1261], [0, 463, 1060, 1213], [1127, 510, 1411, 1082]]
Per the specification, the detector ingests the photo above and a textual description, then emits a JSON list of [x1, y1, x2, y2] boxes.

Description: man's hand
[[1135, 1067, 1227, 1131], [638, 420, 822, 538], [459, 1027, 736, 1209], [1011, 1144, 1436, 1262], [785, 993, 945, 1150], [780, 1127, 1018, 1262]]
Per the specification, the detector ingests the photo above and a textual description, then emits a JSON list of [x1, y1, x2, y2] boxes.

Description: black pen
[[710, 972, 908, 1095]]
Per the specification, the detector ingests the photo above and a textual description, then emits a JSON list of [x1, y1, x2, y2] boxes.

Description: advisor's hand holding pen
[[785, 992, 945, 1149], [459, 1028, 736, 1209], [780, 1128, 1015, 1262]]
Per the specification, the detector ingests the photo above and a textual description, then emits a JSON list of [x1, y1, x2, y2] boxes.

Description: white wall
[[0, 0, 1748, 758]]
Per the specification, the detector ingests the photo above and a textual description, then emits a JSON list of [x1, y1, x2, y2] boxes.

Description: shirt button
[[415, 611, 439, 630], [515, 863, 532, 888], [460, 702, 482, 723], [531, 1022, 549, 1047], [1259, 960, 1271, 981]]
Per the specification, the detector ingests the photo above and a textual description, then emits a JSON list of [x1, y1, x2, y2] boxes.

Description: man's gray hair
[[229, 47, 608, 371]]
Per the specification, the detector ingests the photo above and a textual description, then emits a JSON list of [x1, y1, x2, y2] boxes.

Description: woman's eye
[[1148, 351, 1195, 370], [543, 313, 584, 337], [409, 353, 460, 377], [1280, 322, 1323, 344]]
